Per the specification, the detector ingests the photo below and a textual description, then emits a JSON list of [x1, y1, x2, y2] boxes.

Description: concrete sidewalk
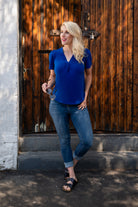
[[0, 170, 138, 207]]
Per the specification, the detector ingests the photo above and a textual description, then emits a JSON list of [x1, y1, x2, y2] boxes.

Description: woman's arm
[[78, 66, 92, 110], [84, 66, 92, 100], [42, 70, 56, 93]]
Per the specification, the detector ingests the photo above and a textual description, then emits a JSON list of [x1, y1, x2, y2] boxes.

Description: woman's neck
[[63, 45, 73, 52]]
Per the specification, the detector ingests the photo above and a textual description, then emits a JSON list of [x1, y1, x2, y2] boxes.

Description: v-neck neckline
[[62, 48, 73, 63]]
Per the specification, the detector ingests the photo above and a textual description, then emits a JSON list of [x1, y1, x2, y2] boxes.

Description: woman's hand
[[78, 66, 92, 110], [78, 99, 87, 110], [41, 82, 50, 93], [42, 70, 56, 93]]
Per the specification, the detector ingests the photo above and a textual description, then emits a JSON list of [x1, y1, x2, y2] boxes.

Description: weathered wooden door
[[21, 0, 138, 134]]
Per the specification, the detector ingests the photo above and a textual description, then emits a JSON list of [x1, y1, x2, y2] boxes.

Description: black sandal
[[62, 178, 78, 192], [64, 168, 69, 180]]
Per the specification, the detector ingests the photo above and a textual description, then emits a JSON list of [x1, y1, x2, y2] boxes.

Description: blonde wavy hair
[[61, 21, 85, 63]]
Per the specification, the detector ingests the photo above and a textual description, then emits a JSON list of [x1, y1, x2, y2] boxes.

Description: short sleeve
[[49, 51, 55, 69], [84, 49, 92, 69]]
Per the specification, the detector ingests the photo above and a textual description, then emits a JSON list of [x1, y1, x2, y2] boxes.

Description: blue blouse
[[49, 47, 92, 105]]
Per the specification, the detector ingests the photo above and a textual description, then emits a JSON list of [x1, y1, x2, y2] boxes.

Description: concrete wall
[[0, 0, 18, 170]]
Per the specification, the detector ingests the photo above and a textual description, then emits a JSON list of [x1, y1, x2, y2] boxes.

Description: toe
[[62, 185, 71, 192]]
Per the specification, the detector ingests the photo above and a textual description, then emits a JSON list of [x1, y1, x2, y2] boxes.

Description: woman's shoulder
[[84, 48, 91, 55], [50, 48, 62, 56], [83, 48, 92, 67], [83, 48, 92, 60]]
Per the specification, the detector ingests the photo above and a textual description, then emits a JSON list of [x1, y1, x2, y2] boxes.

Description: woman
[[42, 21, 93, 192]]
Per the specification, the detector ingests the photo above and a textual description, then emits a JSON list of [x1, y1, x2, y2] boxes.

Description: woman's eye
[[60, 31, 69, 35]]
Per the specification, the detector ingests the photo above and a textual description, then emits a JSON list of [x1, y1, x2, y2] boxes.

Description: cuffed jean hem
[[73, 152, 82, 161], [64, 161, 74, 168]]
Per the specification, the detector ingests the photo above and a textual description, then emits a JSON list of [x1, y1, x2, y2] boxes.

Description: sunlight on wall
[[0, 0, 18, 170]]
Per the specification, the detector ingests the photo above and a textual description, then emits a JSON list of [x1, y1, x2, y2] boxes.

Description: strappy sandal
[[64, 168, 69, 180], [62, 178, 78, 192]]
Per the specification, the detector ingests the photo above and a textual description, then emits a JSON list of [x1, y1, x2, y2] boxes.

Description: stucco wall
[[0, 0, 18, 170]]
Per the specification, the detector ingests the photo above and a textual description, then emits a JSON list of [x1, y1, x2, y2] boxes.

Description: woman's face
[[60, 25, 73, 46]]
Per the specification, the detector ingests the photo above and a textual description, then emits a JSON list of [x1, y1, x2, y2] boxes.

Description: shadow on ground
[[0, 170, 138, 207]]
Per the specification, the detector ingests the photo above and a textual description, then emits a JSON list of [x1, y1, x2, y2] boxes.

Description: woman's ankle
[[67, 167, 77, 181], [73, 159, 78, 167]]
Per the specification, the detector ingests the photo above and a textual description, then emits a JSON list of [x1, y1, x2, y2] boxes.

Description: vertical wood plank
[[127, 0, 133, 131], [81, 0, 90, 47], [69, 0, 74, 21], [32, 0, 41, 132], [43, 0, 48, 131], [53, 0, 61, 49], [39, 0, 44, 132], [90, 0, 96, 130], [116, 0, 120, 131], [123, 0, 128, 131], [46, 0, 53, 51], [95, 0, 103, 130], [22, 0, 33, 133], [111, 0, 117, 131], [39, 0, 47, 132], [118, 0, 125, 131], [99, 0, 104, 131], [62, 0, 69, 22], [133, 0, 138, 131], [103, 0, 111, 130], [73, 0, 81, 24], [45, 0, 54, 131]]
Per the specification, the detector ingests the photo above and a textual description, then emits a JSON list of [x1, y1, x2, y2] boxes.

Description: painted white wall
[[0, 0, 18, 170]]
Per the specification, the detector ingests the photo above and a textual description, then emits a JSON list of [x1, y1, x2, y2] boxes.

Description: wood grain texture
[[111, 0, 117, 131], [123, 0, 128, 131], [133, 0, 138, 132], [118, 0, 125, 131], [22, 0, 33, 133], [32, 0, 41, 132], [95, 0, 103, 130], [22, 0, 137, 133], [102, 0, 111, 131], [90, 0, 96, 130], [127, 0, 133, 131]]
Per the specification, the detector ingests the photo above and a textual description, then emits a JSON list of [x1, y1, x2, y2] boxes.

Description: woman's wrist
[[84, 91, 89, 100], [47, 79, 55, 88]]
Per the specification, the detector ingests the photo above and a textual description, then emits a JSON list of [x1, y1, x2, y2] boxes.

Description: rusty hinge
[[50, 29, 60, 36], [82, 30, 100, 40]]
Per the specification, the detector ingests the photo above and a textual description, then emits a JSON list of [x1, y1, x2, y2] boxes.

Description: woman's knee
[[83, 137, 93, 149], [59, 136, 71, 147]]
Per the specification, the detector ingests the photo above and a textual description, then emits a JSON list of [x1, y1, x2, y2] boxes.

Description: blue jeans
[[49, 100, 93, 168]]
